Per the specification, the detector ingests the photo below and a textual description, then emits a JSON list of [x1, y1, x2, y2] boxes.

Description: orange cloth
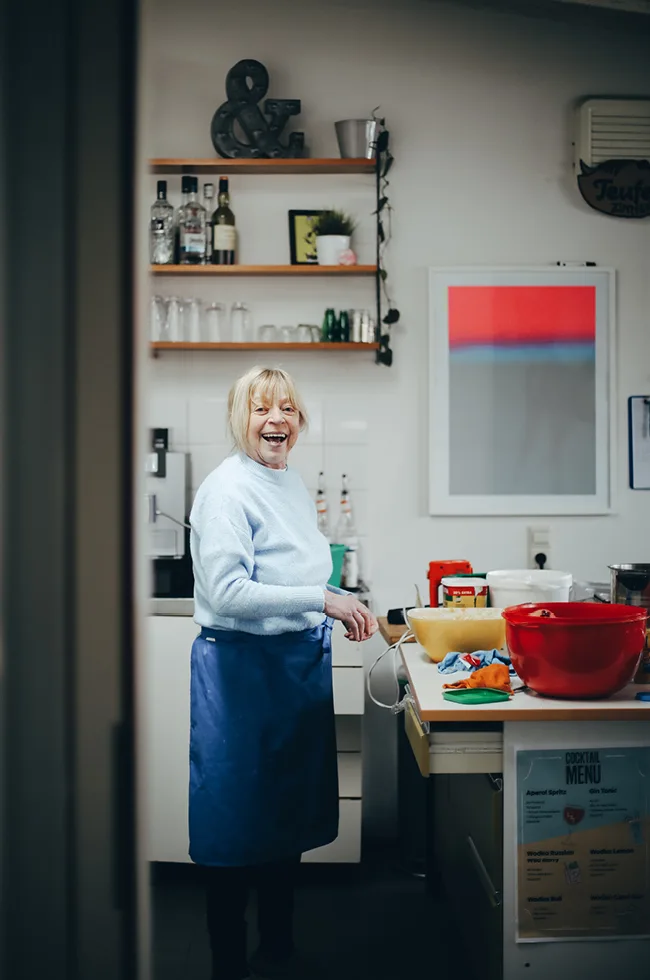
[[442, 662, 513, 694]]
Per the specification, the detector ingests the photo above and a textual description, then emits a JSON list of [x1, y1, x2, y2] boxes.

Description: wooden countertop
[[377, 617, 413, 645], [400, 642, 650, 722]]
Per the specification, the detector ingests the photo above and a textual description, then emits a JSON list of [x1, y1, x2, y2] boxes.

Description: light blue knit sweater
[[190, 452, 332, 634]]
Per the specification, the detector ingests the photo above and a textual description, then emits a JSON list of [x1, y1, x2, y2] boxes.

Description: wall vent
[[575, 98, 650, 169]]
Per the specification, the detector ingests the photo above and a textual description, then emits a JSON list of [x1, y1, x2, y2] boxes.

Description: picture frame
[[288, 209, 323, 265], [428, 266, 616, 516]]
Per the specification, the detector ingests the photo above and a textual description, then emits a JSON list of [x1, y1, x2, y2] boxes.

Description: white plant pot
[[316, 235, 350, 266]]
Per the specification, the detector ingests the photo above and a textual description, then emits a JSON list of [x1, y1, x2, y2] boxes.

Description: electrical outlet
[[527, 526, 551, 569]]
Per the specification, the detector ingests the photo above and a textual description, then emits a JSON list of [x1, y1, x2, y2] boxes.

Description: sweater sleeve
[[198, 511, 326, 620]]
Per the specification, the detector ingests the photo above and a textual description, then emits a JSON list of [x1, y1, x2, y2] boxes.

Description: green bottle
[[339, 310, 350, 343], [322, 308, 336, 342]]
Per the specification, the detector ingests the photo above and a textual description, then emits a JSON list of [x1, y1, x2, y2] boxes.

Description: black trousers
[[204, 855, 301, 980]]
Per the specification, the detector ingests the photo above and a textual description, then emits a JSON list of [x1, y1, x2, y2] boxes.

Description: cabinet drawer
[[335, 716, 362, 752], [337, 752, 362, 798], [302, 800, 361, 863], [333, 668, 364, 714]]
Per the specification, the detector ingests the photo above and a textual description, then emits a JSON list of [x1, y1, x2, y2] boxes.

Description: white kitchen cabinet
[[144, 616, 364, 864]]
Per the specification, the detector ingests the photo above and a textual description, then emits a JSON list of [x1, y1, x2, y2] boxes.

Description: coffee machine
[[145, 428, 193, 597]]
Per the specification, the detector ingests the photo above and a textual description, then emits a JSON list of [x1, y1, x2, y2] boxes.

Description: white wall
[[141, 0, 650, 835]]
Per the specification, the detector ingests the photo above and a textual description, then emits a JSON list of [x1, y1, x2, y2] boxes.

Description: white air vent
[[575, 98, 650, 169]]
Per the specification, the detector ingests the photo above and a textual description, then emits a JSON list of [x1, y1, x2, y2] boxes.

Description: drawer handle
[[467, 835, 502, 908]]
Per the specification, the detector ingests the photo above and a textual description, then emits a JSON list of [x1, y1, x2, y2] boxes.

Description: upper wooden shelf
[[151, 342, 379, 352], [148, 157, 375, 175], [151, 264, 377, 277]]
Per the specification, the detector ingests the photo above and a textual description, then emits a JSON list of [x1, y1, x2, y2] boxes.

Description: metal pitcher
[[609, 564, 650, 607]]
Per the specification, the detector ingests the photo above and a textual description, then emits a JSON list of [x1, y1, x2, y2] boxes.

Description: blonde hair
[[227, 366, 309, 452]]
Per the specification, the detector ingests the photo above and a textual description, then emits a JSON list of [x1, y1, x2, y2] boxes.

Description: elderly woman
[[189, 366, 378, 980]]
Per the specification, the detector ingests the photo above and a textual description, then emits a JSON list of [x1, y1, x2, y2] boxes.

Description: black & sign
[[210, 59, 304, 159]]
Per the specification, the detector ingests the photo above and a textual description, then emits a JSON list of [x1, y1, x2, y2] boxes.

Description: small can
[[351, 310, 362, 343]]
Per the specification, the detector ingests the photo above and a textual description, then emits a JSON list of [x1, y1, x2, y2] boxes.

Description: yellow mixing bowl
[[407, 607, 506, 663]]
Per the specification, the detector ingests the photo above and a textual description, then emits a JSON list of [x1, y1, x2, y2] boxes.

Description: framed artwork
[[288, 209, 322, 265], [428, 267, 616, 516]]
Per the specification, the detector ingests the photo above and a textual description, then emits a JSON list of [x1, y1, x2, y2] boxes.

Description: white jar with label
[[441, 576, 489, 608]]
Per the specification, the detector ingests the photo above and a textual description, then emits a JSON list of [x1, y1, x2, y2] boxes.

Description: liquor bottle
[[315, 472, 330, 540], [179, 176, 207, 265], [203, 182, 215, 262], [338, 310, 350, 342], [211, 176, 237, 265], [334, 474, 357, 544], [174, 176, 191, 263], [149, 180, 174, 265]]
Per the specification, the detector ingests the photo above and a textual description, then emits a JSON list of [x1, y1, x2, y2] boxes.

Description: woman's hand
[[323, 592, 379, 642]]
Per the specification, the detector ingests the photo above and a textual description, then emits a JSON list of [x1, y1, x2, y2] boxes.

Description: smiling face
[[246, 386, 301, 469]]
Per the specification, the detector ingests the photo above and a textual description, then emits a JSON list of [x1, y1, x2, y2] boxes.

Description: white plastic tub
[[486, 569, 572, 608]]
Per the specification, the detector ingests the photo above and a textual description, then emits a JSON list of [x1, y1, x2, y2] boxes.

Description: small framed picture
[[288, 210, 322, 265]]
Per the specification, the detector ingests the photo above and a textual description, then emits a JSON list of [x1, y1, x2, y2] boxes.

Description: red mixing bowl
[[502, 602, 648, 699]]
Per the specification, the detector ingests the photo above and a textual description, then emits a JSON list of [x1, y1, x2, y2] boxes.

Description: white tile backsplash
[[286, 443, 325, 489], [150, 373, 372, 573], [188, 444, 231, 495], [148, 394, 188, 449], [323, 401, 370, 445], [187, 397, 229, 445], [323, 445, 369, 492]]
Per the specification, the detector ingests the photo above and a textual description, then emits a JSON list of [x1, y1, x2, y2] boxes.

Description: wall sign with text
[[578, 159, 650, 219], [516, 745, 650, 942]]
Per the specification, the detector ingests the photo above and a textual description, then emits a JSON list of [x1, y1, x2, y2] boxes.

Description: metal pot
[[609, 564, 650, 608]]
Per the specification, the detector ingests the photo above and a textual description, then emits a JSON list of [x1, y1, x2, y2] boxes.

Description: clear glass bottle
[[150, 180, 174, 264], [174, 176, 190, 263], [211, 176, 237, 265], [179, 176, 207, 265], [335, 474, 357, 544], [203, 182, 215, 262], [315, 472, 330, 540]]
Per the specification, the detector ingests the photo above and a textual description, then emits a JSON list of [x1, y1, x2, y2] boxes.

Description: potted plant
[[311, 210, 357, 266]]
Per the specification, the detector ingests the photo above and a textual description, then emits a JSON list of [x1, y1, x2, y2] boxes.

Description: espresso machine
[[145, 428, 193, 597]]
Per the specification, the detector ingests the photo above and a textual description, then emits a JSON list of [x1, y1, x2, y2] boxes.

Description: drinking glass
[[185, 297, 203, 343], [165, 296, 183, 342], [204, 303, 225, 342], [280, 325, 296, 343], [296, 324, 314, 343], [258, 324, 278, 343], [230, 302, 251, 342], [150, 295, 166, 341]]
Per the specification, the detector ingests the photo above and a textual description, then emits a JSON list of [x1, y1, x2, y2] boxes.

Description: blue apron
[[189, 619, 339, 866]]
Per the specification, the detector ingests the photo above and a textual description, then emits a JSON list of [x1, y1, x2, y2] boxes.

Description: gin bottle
[[203, 182, 215, 262], [179, 176, 207, 265], [149, 180, 174, 265]]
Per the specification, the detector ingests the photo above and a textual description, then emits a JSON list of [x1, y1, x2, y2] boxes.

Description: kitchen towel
[[442, 662, 514, 695], [437, 649, 516, 675]]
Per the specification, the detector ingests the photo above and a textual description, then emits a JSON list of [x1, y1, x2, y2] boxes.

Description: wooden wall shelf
[[150, 264, 377, 277], [151, 342, 379, 352], [149, 158, 375, 175]]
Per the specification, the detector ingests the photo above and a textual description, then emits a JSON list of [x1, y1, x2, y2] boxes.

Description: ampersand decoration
[[210, 60, 305, 159]]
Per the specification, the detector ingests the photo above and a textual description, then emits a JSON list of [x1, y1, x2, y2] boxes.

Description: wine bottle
[[211, 176, 237, 265]]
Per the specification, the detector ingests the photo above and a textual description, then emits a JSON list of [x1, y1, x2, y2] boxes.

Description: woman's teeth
[[262, 433, 287, 445]]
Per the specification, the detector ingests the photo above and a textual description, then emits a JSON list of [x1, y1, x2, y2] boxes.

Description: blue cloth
[[190, 452, 332, 635], [437, 649, 516, 675], [189, 619, 339, 867]]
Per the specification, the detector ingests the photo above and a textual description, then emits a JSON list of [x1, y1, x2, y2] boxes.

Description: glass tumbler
[[204, 303, 225, 342], [150, 295, 166, 341], [296, 324, 313, 343], [258, 324, 278, 343], [280, 325, 296, 343], [165, 296, 183, 342], [185, 297, 203, 343], [230, 302, 251, 343]]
